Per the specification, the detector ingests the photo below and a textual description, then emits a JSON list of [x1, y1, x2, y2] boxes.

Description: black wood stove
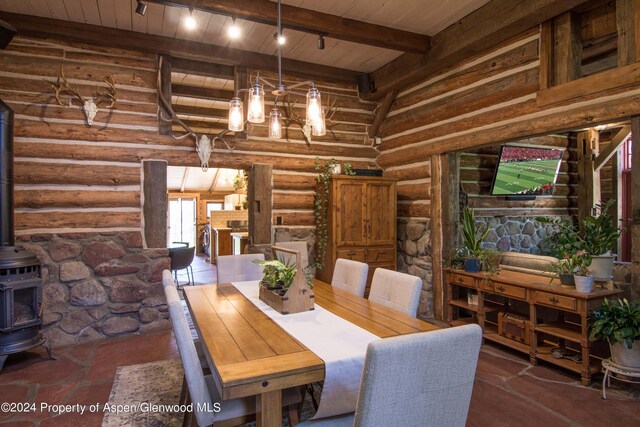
[[0, 99, 55, 371]]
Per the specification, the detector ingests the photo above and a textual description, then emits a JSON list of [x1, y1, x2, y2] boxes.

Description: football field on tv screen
[[492, 159, 559, 195]]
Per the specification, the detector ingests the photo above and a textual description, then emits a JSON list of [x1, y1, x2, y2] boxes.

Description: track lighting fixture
[[184, 7, 197, 30], [317, 35, 325, 50], [228, 17, 241, 39], [135, 0, 147, 17]]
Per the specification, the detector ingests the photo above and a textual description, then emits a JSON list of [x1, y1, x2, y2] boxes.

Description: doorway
[[168, 197, 197, 247]]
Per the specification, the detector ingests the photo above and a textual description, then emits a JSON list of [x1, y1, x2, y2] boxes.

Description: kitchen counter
[[230, 232, 249, 255]]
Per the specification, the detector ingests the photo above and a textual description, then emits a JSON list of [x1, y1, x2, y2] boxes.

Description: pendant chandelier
[[227, 0, 326, 138]]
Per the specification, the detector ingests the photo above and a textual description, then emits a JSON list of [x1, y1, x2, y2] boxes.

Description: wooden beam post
[[553, 11, 582, 85], [248, 163, 272, 245], [158, 55, 172, 135], [368, 89, 398, 138], [442, 153, 460, 323], [143, 160, 168, 248], [539, 20, 554, 90], [616, 0, 640, 66], [577, 129, 600, 222], [430, 154, 444, 321]]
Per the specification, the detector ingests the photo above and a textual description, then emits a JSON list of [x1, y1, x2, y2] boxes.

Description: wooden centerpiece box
[[259, 246, 314, 315]]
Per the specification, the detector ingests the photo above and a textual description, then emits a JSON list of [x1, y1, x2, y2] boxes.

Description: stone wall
[[475, 216, 570, 254], [397, 219, 433, 319], [17, 232, 171, 347]]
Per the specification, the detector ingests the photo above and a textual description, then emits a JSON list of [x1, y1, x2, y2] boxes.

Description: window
[[206, 202, 224, 217], [620, 137, 632, 262]]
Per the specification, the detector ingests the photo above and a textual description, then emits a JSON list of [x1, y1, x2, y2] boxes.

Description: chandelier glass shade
[[226, 0, 325, 139]]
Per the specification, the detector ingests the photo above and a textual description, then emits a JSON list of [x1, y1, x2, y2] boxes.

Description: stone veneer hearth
[[16, 232, 171, 346], [397, 219, 433, 319], [475, 216, 570, 254]]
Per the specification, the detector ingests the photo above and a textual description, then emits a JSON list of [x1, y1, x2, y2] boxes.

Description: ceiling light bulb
[[184, 14, 197, 30], [277, 33, 286, 45], [228, 17, 240, 39]]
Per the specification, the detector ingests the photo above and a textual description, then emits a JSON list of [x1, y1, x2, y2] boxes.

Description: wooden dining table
[[183, 278, 438, 427]]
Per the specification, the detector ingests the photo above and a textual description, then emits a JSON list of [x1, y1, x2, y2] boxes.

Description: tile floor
[[1, 256, 638, 426]]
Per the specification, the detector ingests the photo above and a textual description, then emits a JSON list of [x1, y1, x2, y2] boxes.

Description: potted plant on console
[[582, 200, 621, 281], [571, 250, 593, 293], [590, 298, 640, 368], [461, 207, 489, 273]]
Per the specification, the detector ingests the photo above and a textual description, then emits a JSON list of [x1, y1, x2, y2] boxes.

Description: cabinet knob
[[496, 285, 505, 293], [549, 297, 559, 304]]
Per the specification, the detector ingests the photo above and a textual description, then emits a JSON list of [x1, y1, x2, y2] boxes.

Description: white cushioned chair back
[[354, 324, 483, 427], [368, 268, 421, 317], [275, 241, 309, 269], [331, 258, 369, 297], [162, 269, 176, 289], [162, 270, 214, 427], [216, 253, 265, 284]]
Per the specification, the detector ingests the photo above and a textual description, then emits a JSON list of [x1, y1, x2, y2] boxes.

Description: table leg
[[257, 390, 282, 427]]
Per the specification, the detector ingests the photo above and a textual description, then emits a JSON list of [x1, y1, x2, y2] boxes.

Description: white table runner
[[232, 281, 380, 419]]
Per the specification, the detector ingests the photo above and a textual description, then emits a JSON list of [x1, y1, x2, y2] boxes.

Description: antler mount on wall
[[49, 67, 117, 126]]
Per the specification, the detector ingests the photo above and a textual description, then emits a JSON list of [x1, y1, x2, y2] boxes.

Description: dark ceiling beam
[[171, 84, 234, 101], [371, 0, 590, 97], [148, 0, 430, 53], [170, 57, 234, 79], [173, 104, 228, 119], [1, 12, 359, 85]]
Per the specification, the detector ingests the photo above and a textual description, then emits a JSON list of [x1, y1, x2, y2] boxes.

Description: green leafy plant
[[461, 207, 488, 256], [582, 200, 622, 255], [590, 298, 640, 349], [252, 258, 297, 291], [570, 250, 592, 276], [313, 158, 356, 270], [536, 217, 581, 259], [478, 249, 501, 275]]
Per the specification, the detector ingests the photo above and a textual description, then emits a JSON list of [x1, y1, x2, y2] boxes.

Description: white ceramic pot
[[573, 275, 593, 293], [588, 254, 615, 281], [610, 341, 640, 368], [330, 164, 341, 174]]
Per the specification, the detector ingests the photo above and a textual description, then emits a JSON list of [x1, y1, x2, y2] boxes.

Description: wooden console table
[[445, 268, 621, 384]]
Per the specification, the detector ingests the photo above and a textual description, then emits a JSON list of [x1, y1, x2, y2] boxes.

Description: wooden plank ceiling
[[0, 0, 490, 73]]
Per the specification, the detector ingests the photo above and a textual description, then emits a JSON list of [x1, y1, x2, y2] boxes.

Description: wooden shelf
[[535, 322, 582, 343], [484, 331, 530, 353], [450, 318, 474, 327], [483, 301, 503, 313], [449, 299, 479, 312], [536, 349, 601, 375]]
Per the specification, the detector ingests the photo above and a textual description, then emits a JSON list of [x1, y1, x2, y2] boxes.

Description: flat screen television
[[490, 144, 564, 197]]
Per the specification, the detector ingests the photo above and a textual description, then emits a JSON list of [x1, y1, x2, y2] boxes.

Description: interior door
[[367, 181, 396, 246], [335, 180, 367, 246]]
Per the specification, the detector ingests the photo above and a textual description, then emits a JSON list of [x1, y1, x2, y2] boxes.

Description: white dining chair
[[164, 271, 302, 426], [331, 258, 369, 297], [298, 324, 483, 427], [276, 241, 309, 269], [368, 268, 422, 317], [216, 253, 265, 284]]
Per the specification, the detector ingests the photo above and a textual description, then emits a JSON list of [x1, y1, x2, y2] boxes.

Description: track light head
[[317, 35, 325, 50], [135, 0, 147, 17]]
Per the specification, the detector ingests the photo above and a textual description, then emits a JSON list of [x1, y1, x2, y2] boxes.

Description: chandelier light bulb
[[247, 84, 265, 123], [269, 109, 282, 139], [228, 97, 244, 132], [306, 87, 322, 124], [312, 107, 326, 136]]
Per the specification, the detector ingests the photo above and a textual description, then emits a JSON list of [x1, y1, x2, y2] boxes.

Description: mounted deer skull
[[50, 67, 116, 126], [156, 56, 234, 171]]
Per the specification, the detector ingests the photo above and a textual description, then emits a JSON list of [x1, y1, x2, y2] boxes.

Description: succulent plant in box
[[253, 258, 297, 295]]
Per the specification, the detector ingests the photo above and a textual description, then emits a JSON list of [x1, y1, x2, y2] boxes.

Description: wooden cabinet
[[316, 176, 397, 295], [445, 269, 622, 384]]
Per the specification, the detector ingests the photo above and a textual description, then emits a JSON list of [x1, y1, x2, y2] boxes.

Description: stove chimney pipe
[[0, 99, 14, 247]]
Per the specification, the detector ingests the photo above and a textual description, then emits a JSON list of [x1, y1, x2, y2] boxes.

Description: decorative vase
[[464, 257, 481, 273], [558, 273, 575, 287], [573, 275, 593, 293], [588, 254, 615, 281], [610, 340, 640, 368]]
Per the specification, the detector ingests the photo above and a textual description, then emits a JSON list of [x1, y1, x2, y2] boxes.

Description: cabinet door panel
[[367, 182, 396, 246], [335, 181, 367, 246]]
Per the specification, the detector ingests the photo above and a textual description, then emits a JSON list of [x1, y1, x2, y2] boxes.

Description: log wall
[[3, 36, 377, 239]]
